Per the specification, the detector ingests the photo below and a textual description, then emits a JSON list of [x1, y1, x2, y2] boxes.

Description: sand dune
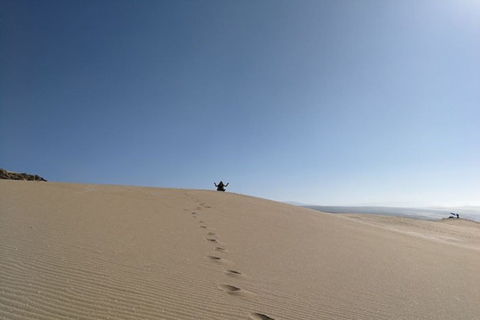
[[1, 180, 480, 319]]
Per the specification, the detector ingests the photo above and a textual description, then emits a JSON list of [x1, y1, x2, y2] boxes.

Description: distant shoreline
[[306, 205, 480, 222]]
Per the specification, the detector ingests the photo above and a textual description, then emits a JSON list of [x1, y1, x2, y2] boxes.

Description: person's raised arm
[[214, 182, 218, 187], [225, 183, 229, 187]]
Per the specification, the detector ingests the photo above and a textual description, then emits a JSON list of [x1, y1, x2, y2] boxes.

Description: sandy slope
[[1, 181, 480, 320]]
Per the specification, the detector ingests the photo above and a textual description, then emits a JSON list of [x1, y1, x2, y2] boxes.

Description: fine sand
[[1, 180, 480, 320]]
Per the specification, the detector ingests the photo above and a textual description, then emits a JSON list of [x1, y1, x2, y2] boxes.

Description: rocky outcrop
[[0, 168, 47, 181]]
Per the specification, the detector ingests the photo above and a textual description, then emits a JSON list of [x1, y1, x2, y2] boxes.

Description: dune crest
[[1, 180, 480, 319]]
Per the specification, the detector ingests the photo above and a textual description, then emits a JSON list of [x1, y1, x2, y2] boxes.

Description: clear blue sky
[[1, 0, 479, 206]]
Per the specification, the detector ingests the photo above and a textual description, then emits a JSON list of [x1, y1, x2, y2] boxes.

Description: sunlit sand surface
[[1, 180, 479, 319]]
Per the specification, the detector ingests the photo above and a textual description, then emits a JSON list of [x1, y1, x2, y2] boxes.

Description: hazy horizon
[[305, 205, 480, 222]]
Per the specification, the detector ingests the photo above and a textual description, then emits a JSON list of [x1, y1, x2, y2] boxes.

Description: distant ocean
[[305, 206, 480, 222]]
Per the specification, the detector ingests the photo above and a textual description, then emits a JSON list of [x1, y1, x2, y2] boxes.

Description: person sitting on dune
[[214, 181, 229, 192]]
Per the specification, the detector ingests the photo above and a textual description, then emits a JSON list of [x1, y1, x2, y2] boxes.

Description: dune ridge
[[1, 180, 480, 319]]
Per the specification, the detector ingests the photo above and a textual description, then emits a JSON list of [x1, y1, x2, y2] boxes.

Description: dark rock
[[0, 168, 47, 181]]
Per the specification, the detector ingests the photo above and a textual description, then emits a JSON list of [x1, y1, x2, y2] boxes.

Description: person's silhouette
[[214, 181, 229, 192]]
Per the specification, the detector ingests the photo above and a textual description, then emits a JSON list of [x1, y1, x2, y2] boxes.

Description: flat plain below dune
[[1, 181, 480, 320]]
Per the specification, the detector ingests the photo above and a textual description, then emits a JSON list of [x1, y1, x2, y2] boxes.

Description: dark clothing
[[214, 181, 228, 192]]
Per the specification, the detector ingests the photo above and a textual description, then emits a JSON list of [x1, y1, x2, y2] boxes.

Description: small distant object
[[214, 181, 229, 192], [449, 212, 460, 219]]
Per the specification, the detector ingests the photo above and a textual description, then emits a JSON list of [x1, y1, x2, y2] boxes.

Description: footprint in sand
[[207, 232, 216, 236], [200, 226, 207, 229], [214, 247, 227, 252], [225, 269, 242, 277], [218, 284, 241, 293], [207, 256, 232, 265], [205, 238, 218, 243], [250, 313, 275, 320], [207, 255, 222, 261], [218, 285, 255, 297]]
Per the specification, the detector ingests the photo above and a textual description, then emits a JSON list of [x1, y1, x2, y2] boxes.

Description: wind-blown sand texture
[[1, 180, 480, 320]]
